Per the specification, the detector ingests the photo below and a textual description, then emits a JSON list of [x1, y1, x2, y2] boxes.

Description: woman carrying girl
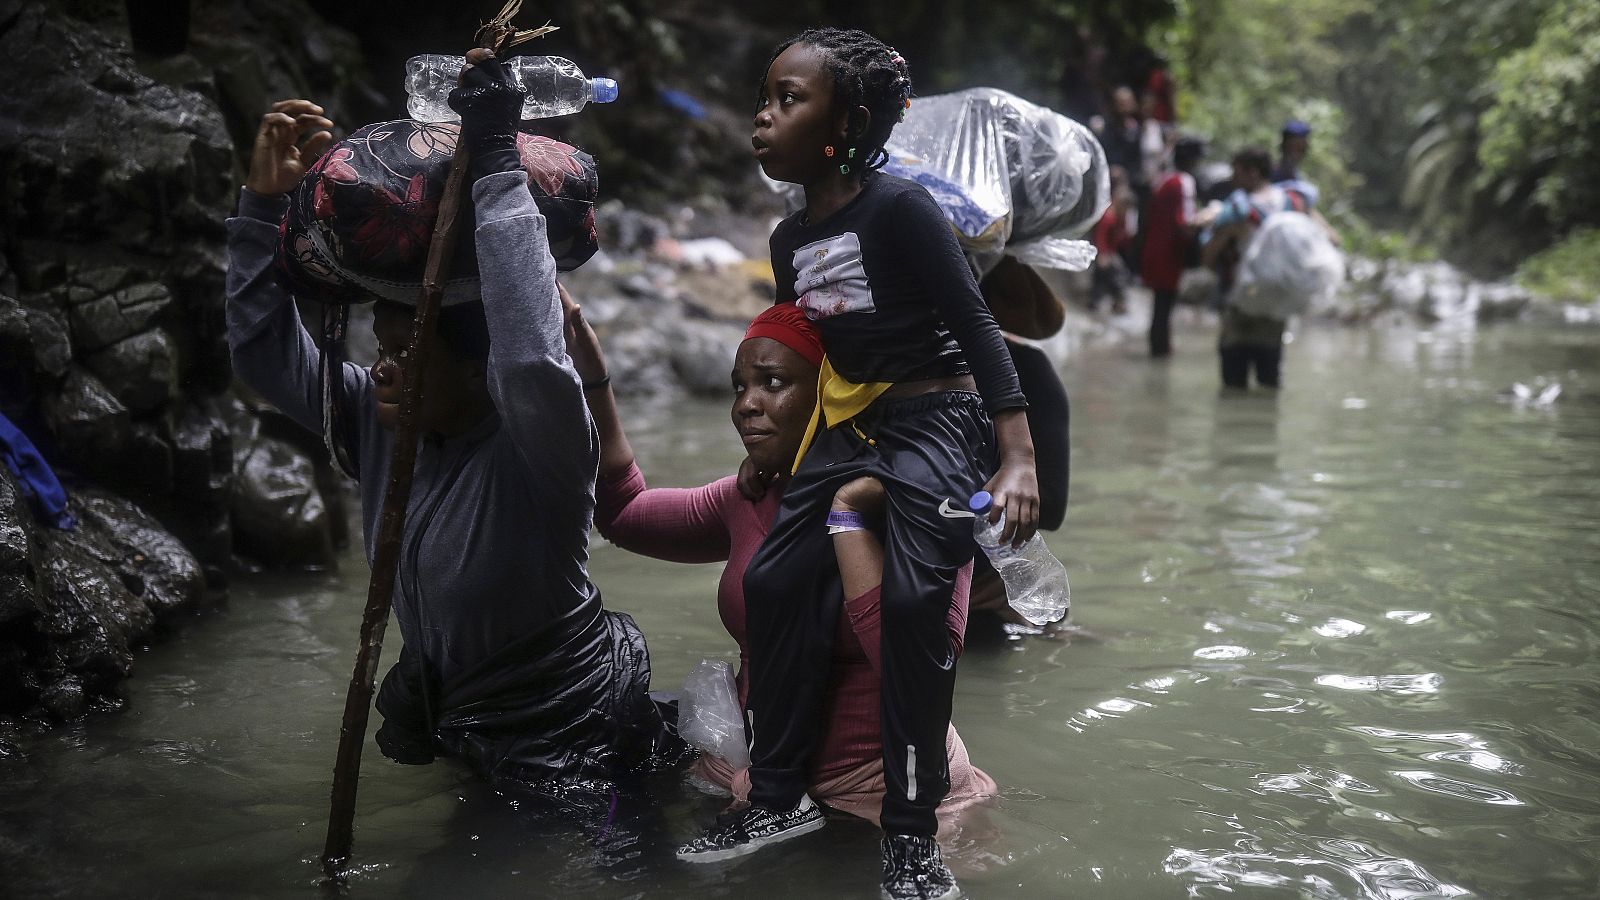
[[561, 295, 996, 831], [676, 28, 1040, 900]]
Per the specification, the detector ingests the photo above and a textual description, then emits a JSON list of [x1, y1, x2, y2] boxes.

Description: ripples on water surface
[[3, 321, 1598, 898]]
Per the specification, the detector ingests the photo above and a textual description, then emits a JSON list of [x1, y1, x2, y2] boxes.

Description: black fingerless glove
[[448, 54, 526, 180]]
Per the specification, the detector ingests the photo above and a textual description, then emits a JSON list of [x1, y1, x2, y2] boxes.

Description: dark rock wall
[[0, 0, 370, 725]]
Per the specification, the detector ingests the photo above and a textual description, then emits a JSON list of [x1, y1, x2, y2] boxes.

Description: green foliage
[[1332, 0, 1563, 265], [1160, 0, 1600, 271], [1327, 208, 1436, 264], [1478, 0, 1600, 231], [1516, 228, 1600, 303]]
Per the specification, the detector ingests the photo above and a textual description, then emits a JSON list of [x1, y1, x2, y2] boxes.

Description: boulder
[[230, 433, 335, 569], [41, 367, 130, 476], [32, 526, 152, 648], [23, 301, 73, 379], [82, 329, 177, 416], [0, 472, 42, 628], [0, 293, 35, 410], [66, 281, 172, 353], [1476, 281, 1533, 323], [0, 293, 73, 412], [71, 488, 206, 618], [0, 463, 208, 723], [172, 404, 233, 507], [666, 318, 746, 396]]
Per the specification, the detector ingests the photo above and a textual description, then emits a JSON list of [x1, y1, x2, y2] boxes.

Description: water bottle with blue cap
[[969, 490, 1070, 626], [405, 54, 619, 123]]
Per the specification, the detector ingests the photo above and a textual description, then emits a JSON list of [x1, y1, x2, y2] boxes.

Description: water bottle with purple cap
[[969, 490, 1070, 626], [404, 54, 619, 123]]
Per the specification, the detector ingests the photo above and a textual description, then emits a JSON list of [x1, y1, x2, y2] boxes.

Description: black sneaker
[[880, 834, 961, 900], [675, 794, 825, 863]]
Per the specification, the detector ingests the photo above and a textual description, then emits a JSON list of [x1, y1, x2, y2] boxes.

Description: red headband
[[743, 303, 824, 368]]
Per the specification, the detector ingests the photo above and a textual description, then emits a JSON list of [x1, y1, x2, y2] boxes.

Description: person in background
[[1271, 119, 1311, 184], [1090, 179, 1135, 315], [1139, 91, 1174, 189], [1093, 86, 1146, 195], [1139, 135, 1205, 357], [1143, 54, 1176, 124], [1202, 145, 1306, 390]]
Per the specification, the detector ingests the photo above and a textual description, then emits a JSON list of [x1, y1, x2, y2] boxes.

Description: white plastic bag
[[677, 659, 750, 768], [1232, 211, 1345, 319], [765, 88, 1109, 276]]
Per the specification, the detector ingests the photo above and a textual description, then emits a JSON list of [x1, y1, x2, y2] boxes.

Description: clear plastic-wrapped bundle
[[884, 87, 1109, 275], [1231, 211, 1346, 319], [765, 88, 1109, 276], [677, 659, 750, 768]]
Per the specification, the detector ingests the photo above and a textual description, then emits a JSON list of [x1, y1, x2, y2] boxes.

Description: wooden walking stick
[[320, 1, 558, 879]]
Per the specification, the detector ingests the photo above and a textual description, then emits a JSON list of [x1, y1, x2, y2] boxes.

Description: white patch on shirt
[[792, 232, 875, 320]]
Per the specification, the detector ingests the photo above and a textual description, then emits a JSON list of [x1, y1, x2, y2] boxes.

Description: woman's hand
[[450, 48, 525, 180], [737, 456, 777, 502], [557, 283, 608, 385], [245, 100, 334, 196]]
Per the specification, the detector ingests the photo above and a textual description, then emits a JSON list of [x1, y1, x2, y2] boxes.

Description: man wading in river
[[225, 54, 670, 812]]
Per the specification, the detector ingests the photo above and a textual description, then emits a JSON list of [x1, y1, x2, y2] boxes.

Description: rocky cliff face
[[0, 0, 374, 726]]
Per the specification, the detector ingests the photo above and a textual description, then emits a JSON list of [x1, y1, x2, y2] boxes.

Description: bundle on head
[[275, 120, 599, 306], [767, 27, 914, 176]]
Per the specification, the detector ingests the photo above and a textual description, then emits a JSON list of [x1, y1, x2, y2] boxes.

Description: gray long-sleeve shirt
[[225, 172, 604, 685]]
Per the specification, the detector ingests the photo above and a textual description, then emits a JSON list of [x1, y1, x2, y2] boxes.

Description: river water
[[4, 317, 1598, 899]]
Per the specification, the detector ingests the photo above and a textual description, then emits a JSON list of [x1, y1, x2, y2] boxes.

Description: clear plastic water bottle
[[969, 490, 1070, 626], [404, 54, 620, 123]]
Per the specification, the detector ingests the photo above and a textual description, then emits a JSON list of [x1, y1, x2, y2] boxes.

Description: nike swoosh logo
[[938, 499, 975, 519]]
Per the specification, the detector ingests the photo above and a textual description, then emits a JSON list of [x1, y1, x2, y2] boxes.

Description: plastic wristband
[[825, 510, 869, 534], [582, 373, 611, 391]]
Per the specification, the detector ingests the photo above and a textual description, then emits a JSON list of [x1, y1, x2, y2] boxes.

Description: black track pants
[[1150, 289, 1177, 357], [744, 391, 996, 837], [1219, 344, 1282, 388]]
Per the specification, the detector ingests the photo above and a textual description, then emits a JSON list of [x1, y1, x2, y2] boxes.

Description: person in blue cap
[[1271, 119, 1311, 183]]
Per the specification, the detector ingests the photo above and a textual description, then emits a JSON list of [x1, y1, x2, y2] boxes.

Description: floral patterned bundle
[[275, 119, 599, 306]]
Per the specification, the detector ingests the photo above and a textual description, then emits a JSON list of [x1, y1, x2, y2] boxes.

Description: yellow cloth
[[791, 355, 894, 475]]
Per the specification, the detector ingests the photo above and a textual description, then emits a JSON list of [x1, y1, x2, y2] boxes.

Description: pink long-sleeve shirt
[[594, 462, 972, 785]]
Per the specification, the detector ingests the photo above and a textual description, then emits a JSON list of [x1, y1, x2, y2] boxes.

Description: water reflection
[[1314, 673, 1442, 695], [1165, 834, 1472, 899]]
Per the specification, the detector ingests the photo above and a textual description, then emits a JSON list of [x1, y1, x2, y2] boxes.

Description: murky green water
[[5, 318, 1599, 899]]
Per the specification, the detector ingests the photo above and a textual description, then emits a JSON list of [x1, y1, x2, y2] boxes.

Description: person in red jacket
[[1090, 180, 1136, 314], [1138, 136, 1205, 357]]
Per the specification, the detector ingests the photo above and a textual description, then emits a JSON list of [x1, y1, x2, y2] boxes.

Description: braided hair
[[763, 27, 914, 178]]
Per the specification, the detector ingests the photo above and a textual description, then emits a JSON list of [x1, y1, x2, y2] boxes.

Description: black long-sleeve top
[[771, 173, 1027, 414]]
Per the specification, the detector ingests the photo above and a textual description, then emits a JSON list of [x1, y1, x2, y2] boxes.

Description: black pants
[[1149, 288, 1177, 356], [1218, 308, 1286, 389], [744, 392, 995, 837], [1219, 345, 1282, 388], [1089, 263, 1126, 310]]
